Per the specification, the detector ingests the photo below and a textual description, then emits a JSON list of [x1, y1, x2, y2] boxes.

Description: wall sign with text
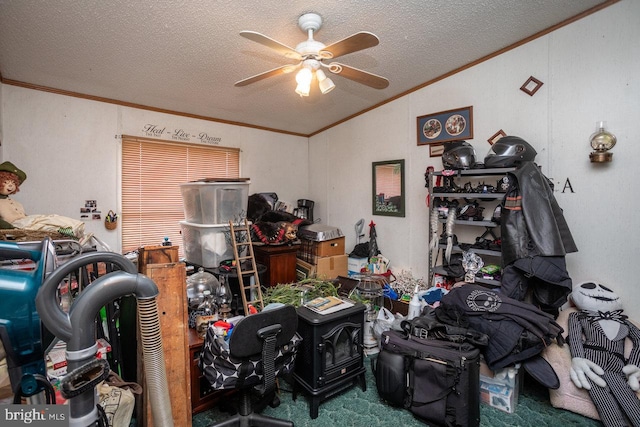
[[141, 124, 222, 145]]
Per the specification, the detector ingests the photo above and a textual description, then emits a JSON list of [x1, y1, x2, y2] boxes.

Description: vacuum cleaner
[[0, 238, 57, 404], [2, 238, 175, 426]]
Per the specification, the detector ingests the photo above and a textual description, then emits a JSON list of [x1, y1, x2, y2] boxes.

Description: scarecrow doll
[[569, 281, 640, 426], [0, 161, 85, 237], [0, 161, 27, 228]]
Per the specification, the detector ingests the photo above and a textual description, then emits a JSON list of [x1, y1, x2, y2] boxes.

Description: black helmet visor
[[487, 143, 524, 157]]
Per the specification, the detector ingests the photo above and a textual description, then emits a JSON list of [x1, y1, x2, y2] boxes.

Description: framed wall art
[[417, 106, 473, 146], [488, 129, 506, 145], [520, 76, 543, 96], [429, 144, 445, 158], [372, 159, 405, 217]]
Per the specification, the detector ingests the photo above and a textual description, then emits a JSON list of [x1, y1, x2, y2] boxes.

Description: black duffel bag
[[373, 330, 480, 427]]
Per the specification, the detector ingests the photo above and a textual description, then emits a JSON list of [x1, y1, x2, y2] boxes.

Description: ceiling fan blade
[[328, 63, 389, 89], [240, 31, 303, 60], [235, 64, 299, 87], [321, 32, 380, 59]]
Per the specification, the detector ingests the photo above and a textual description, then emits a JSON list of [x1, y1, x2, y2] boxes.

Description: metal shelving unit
[[426, 167, 515, 287]]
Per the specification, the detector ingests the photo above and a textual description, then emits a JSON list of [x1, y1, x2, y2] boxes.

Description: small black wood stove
[[292, 302, 366, 419]]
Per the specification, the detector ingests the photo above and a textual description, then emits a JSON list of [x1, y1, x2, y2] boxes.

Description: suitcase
[[374, 330, 481, 427]]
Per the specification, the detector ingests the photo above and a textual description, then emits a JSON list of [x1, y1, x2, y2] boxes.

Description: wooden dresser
[[253, 243, 299, 286]]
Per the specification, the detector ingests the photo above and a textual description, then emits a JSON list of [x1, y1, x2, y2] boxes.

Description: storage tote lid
[[184, 178, 250, 183]]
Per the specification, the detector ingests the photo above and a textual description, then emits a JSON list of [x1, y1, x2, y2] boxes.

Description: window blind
[[121, 136, 240, 254]]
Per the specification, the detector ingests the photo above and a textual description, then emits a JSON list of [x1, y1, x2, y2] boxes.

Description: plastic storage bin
[[180, 180, 250, 224], [479, 361, 521, 414], [180, 221, 234, 268]]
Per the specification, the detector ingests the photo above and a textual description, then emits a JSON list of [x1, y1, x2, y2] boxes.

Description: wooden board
[[138, 262, 191, 427], [138, 245, 179, 270]]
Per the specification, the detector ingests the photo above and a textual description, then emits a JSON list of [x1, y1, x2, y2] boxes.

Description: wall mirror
[[372, 159, 405, 217]]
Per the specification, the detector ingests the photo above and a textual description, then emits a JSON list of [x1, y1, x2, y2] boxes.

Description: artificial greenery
[[263, 278, 339, 307]]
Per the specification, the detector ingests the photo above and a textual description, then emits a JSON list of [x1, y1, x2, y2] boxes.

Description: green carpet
[[192, 354, 601, 427]]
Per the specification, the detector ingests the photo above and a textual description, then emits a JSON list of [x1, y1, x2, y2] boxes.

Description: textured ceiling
[[0, 0, 612, 136]]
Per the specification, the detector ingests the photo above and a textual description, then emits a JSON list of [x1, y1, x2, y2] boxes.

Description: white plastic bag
[[372, 307, 395, 341]]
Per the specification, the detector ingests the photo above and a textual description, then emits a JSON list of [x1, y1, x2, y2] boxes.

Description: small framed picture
[[417, 106, 473, 145], [372, 159, 405, 217], [429, 144, 445, 157], [520, 76, 543, 96], [488, 130, 507, 145]]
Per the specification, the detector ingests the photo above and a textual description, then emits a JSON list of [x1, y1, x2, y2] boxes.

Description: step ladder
[[229, 219, 264, 314]]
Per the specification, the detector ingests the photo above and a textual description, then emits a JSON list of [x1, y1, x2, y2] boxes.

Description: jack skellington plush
[[568, 281, 640, 426]]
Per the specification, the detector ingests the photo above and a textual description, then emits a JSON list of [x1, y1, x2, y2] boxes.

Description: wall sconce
[[589, 121, 617, 163]]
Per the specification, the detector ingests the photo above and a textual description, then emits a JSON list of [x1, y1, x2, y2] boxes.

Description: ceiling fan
[[235, 12, 389, 96]]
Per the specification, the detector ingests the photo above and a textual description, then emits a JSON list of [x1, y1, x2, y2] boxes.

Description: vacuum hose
[[138, 298, 173, 426], [36, 251, 174, 427]]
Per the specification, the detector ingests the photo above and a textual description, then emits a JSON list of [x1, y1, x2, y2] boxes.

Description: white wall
[[0, 87, 309, 251], [310, 0, 640, 319]]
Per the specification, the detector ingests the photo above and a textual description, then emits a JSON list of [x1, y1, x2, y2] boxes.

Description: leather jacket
[[501, 162, 578, 266]]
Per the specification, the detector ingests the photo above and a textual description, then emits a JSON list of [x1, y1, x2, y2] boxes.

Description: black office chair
[[199, 304, 301, 427]]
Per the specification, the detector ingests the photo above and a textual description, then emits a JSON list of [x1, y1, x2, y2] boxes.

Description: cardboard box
[[479, 360, 521, 414], [314, 236, 345, 257], [46, 344, 68, 378], [296, 255, 348, 281], [316, 254, 348, 279], [348, 256, 368, 276], [297, 237, 346, 263]]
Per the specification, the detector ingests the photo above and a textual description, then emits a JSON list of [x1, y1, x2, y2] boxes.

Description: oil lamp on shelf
[[216, 276, 233, 320]]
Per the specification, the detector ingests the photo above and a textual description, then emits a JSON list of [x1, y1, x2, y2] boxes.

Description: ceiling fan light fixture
[[316, 69, 335, 94], [296, 67, 313, 85], [237, 12, 388, 96], [295, 67, 313, 96], [295, 82, 310, 97]]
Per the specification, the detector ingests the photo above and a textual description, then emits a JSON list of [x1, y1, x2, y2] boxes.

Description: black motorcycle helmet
[[484, 136, 537, 168], [442, 140, 477, 170]]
